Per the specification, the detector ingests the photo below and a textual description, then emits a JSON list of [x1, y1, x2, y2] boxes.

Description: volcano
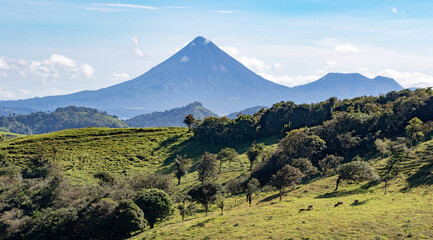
[[0, 37, 403, 117]]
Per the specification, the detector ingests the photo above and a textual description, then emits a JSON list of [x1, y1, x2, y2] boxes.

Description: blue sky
[[1, 0, 433, 100]]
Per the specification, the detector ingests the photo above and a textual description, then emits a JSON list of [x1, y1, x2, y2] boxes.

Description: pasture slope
[[132, 138, 433, 240], [0, 127, 432, 239]]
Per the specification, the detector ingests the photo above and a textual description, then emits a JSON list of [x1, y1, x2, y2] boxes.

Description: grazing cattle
[[334, 202, 343, 207], [307, 205, 313, 210], [334, 203, 339, 207], [299, 208, 306, 212], [354, 200, 359, 204]]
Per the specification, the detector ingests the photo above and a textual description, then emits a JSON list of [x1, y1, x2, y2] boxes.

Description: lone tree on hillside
[[405, 117, 424, 148], [318, 155, 343, 175], [246, 178, 260, 207], [384, 146, 407, 195], [217, 147, 238, 173], [134, 189, 174, 229], [334, 161, 378, 191], [270, 164, 305, 201], [174, 154, 190, 185], [184, 114, 196, 132], [197, 152, 218, 183], [113, 199, 147, 238], [188, 182, 222, 216], [247, 142, 265, 171]]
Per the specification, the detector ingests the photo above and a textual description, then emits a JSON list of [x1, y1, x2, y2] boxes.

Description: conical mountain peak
[[190, 36, 211, 46]]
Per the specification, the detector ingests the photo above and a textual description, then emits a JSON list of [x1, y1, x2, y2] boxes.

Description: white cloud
[[333, 44, 361, 55], [273, 62, 283, 70], [0, 54, 95, 79], [113, 72, 130, 79], [222, 46, 282, 72], [214, 10, 237, 13], [131, 37, 144, 58], [0, 57, 10, 70], [165, 6, 189, 9], [49, 54, 76, 68], [221, 46, 240, 56], [392, 8, 398, 14], [181, 56, 190, 62], [377, 69, 433, 88], [81, 7, 121, 12], [131, 37, 139, 45], [91, 3, 158, 10], [259, 73, 319, 87], [81, 64, 95, 78], [326, 60, 338, 67]]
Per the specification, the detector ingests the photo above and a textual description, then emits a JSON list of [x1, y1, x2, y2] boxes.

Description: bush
[[134, 189, 174, 229]]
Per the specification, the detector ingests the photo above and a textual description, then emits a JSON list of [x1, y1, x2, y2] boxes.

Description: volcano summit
[[0, 37, 403, 118]]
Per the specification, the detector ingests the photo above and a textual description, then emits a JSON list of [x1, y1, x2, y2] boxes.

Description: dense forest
[[1, 89, 433, 239], [0, 106, 128, 135]]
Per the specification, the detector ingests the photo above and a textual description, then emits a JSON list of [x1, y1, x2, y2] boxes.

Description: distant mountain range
[[125, 102, 217, 127], [227, 106, 267, 119], [0, 36, 404, 118]]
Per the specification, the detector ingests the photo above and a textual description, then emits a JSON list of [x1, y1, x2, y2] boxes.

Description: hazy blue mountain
[[0, 37, 404, 118], [292, 73, 404, 102], [0, 106, 36, 116], [227, 106, 267, 119], [0, 37, 294, 118], [125, 102, 218, 127]]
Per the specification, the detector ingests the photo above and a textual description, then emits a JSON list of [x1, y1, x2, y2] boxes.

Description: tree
[[246, 178, 260, 207], [217, 147, 238, 173], [177, 203, 196, 222], [174, 154, 190, 185], [334, 161, 378, 191], [134, 189, 174, 229], [188, 182, 222, 216], [197, 152, 217, 183], [318, 155, 343, 175], [278, 129, 326, 160], [374, 138, 392, 157], [405, 117, 424, 148], [383, 146, 406, 195], [269, 164, 305, 201], [247, 142, 265, 171], [183, 114, 196, 132], [113, 199, 147, 238], [337, 131, 361, 158], [291, 158, 319, 177]]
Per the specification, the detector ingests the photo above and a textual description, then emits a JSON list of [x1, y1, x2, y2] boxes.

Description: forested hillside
[[125, 102, 217, 127], [0, 106, 128, 134], [1, 89, 433, 239]]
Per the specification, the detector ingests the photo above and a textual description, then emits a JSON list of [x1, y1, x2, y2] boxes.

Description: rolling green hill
[[125, 102, 218, 128], [0, 127, 278, 184], [0, 106, 128, 135]]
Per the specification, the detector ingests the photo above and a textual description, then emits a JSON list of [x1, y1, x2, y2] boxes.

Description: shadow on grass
[[188, 218, 213, 230], [258, 193, 280, 203], [401, 162, 433, 191], [316, 187, 369, 199], [350, 199, 369, 206]]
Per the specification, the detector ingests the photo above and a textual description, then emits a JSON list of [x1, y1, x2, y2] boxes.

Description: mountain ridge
[[0, 37, 404, 117]]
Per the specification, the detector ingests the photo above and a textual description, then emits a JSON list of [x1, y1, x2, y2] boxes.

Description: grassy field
[[1, 127, 432, 239], [0, 127, 280, 184], [132, 141, 433, 240]]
